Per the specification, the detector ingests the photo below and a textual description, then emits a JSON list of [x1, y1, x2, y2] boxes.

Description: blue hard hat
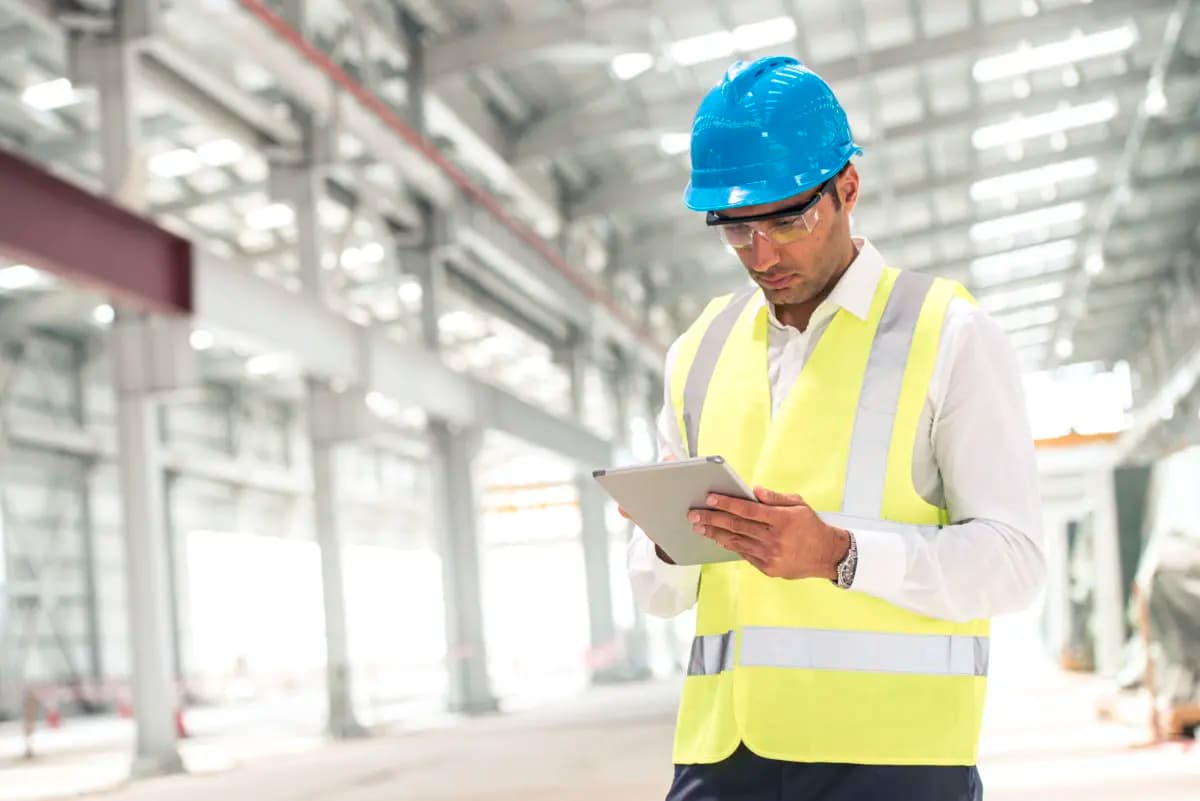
[[683, 56, 863, 212]]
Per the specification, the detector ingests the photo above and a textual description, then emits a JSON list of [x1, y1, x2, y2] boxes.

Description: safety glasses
[[705, 177, 835, 249]]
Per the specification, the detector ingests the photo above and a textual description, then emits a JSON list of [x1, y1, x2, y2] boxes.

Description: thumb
[[754, 486, 808, 507]]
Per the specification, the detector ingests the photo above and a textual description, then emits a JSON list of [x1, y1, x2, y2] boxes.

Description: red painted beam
[[0, 147, 192, 315]]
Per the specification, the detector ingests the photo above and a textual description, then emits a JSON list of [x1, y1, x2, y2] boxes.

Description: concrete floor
[[3, 613, 1198, 801], [3, 665, 1198, 801]]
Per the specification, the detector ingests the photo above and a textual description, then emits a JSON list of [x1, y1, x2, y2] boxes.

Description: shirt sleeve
[[848, 302, 1047, 622], [626, 337, 702, 619]]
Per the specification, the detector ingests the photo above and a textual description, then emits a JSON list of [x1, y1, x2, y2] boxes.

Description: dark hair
[[829, 162, 852, 211]]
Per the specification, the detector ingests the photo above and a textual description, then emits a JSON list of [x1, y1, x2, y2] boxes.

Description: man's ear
[[839, 163, 860, 215]]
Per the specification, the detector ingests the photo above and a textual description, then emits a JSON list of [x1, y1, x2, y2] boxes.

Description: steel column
[[94, 1, 184, 774], [1090, 469, 1125, 677], [412, 187, 497, 713], [605, 359, 651, 680], [430, 421, 498, 714], [111, 314, 183, 776], [281, 85, 367, 737], [307, 388, 366, 737], [563, 339, 620, 682]]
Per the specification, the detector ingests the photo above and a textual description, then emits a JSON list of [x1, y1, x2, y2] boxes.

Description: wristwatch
[[835, 530, 858, 589]]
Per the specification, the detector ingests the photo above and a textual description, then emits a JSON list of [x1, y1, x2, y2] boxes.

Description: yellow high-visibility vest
[[668, 267, 989, 766]]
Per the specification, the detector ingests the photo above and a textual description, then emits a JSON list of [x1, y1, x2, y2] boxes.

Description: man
[[626, 57, 1045, 801]]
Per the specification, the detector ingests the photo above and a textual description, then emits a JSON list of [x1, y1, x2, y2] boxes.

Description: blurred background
[[0, 0, 1198, 799]]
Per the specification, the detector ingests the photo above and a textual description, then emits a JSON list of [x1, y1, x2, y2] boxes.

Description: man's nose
[[749, 231, 780, 272]]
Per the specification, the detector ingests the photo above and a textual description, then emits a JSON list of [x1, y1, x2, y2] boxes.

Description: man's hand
[[688, 487, 850, 580]]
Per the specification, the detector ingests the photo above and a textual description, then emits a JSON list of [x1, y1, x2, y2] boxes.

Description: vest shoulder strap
[[677, 286, 760, 457]]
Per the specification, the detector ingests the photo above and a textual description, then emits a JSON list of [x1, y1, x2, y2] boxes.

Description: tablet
[[593, 455, 757, 566]]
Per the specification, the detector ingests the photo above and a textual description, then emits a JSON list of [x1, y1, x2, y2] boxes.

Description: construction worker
[[626, 56, 1045, 801]]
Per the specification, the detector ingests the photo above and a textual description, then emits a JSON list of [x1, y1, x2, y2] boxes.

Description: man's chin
[[762, 285, 812, 305]]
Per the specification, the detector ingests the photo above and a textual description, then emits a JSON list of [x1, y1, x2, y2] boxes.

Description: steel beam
[[0, 146, 192, 315]]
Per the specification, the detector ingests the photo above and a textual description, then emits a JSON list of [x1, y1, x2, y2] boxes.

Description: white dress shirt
[[627, 237, 1045, 623]]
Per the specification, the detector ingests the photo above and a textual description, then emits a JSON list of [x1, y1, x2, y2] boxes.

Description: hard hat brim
[[683, 147, 862, 213]]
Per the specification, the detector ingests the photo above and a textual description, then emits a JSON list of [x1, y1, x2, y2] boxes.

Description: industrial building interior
[[0, 0, 1198, 798]]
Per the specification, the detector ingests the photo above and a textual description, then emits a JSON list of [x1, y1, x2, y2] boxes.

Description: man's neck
[[774, 238, 859, 331]]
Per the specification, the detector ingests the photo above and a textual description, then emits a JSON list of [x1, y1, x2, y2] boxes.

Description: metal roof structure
[[0, 0, 1198, 452]]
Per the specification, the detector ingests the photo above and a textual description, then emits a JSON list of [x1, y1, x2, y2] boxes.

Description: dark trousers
[[666, 744, 983, 801]]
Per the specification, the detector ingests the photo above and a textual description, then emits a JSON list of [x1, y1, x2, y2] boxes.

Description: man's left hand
[[688, 487, 850, 581]]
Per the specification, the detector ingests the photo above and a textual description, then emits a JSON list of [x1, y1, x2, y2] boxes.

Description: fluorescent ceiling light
[[970, 239, 1078, 286], [671, 30, 735, 67], [197, 138, 244, 166], [21, 78, 79, 110], [659, 132, 691, 155], [189, 329, 215, 350], [360, 242, 385, 262], [972, 98, 1118, 149], [246, 202, 294, 230], [0, 264, 52, 290], [365, 390, 404, 418], [438, 310, 486, 339], [397, 279, 423, 305], [970, 158, 1099, 201], [92, 304, 115, 325], [611, 52, 654, 80], [981, 282, 1064, 313], [1144, 85, 1168, 116], [732, 17, 797, 51], [150, 148, 203, 178], [972, 25, 1137, 82], [970, 201, 1086, 242], [245, 353, 285, 376]]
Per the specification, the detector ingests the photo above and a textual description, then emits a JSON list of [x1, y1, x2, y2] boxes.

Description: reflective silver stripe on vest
[[738, 627, 988, 677], [687, 631, 737, 676], [841, 270, 936, 518], [682, 287, 760, 457]]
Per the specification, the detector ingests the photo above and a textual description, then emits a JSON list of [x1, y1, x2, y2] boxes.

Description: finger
[[753, 486, 809, 507], [705, 528, 769, 562], [703, 494, 776, 524], [618, 506, 631, 520], [691, 509, 771, 540]]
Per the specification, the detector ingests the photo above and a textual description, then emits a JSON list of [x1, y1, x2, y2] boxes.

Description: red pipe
[[236, 0, 665, 354]]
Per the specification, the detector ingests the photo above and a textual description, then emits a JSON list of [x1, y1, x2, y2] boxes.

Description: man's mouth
[[758, 274, 795, 289]]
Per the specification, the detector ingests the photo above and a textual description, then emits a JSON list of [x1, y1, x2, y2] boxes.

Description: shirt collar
[[764, 236, 884, 330]]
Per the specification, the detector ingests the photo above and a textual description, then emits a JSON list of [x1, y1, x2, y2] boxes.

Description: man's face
[[712, 165, 860, 306]]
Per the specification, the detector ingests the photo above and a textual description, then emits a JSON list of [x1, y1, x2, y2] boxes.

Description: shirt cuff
[[847, 527, 907, 599], [627, 530, 701, 617]]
